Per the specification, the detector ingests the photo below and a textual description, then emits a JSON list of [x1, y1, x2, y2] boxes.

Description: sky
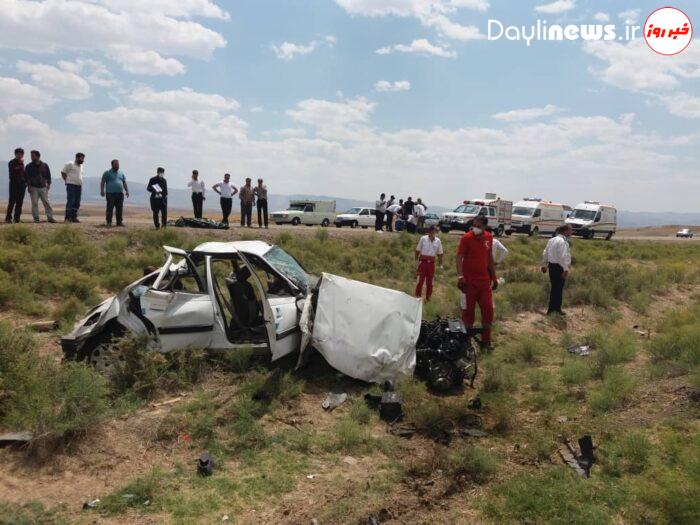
[[0, 0, 698, 212]]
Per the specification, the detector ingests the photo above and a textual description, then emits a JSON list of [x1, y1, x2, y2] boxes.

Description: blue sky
[[0, 0, 699, 211]]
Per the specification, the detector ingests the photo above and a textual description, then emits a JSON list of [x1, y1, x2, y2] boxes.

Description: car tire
[[505, 230, 512, 236], [496, 225, 505, 237], [530, 227, 539, 237], [605, 232, 613, 241], [440, 227, 451, 234], [321, 219, 330, 227], [586, 230, 595, 240], [351, 221, 358, 229], [291, 217, 301, 226], [335, 223, 342, 228]]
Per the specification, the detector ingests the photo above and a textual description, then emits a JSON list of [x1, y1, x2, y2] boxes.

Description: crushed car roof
[[192, 241, 273, 257]]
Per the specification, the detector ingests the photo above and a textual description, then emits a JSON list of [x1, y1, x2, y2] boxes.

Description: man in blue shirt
[[100, 159, 129, 227]]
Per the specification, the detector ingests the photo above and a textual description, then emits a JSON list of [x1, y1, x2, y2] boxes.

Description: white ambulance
[[440, 193, 513, 237], [508, 198, 568, 237], [566, 201, 617, 240]]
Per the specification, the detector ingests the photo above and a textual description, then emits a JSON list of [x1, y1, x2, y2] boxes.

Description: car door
[[139, 247, 215, 352]]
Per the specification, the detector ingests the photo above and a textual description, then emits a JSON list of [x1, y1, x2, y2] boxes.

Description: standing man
[[147, 167, 168, 229], [238, 177, 254, 228], [385, 195, 396, 232], [254, 178, 268, 229], [24, 150, 56, 223], [187, 170, 205, 219], [456, 214, 498, 350], [403, 196, 415, 219], [375, 193, 387, 231], [100, 159, 129, 227], [61, 152, 84, 223], [213, 173, 237, 226], [415, 225, 444, 302], [5, 148, 25, 223], [542, 224, 572, 316], [414, 198, 426, 232]]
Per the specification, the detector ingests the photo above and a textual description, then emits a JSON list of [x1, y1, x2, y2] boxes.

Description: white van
[[508, 198, 567, 236], [440, 193, 513, 237], [566, 201, 617, 240], [271, 200, 336, 227]]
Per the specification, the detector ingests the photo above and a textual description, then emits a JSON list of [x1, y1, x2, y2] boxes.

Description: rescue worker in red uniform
[[415, 225, 444, 301], [456, 214, 498, 349]]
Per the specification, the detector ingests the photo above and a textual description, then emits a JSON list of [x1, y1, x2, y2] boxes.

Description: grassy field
[[0, 224, 699, 524]]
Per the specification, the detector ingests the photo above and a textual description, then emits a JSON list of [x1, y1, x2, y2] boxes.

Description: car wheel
[[605, 232, 613, 241], [335, 223, 342, 228], [530, 227, 539, 237], [586, 230, 595, 240], [440, 227, 451, 234], [505, 230, 512, 236], [350, 221, 358, 229], [321, 219, 330, 227], [496, 225, 505, 237], [291, 217, 301, 226]]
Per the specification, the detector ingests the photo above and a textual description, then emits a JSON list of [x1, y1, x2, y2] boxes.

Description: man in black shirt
[[6, 148, 25, 223], [147, 167, 168, 229], [24, 150, 55, 223], [403, 196, 415, 218]]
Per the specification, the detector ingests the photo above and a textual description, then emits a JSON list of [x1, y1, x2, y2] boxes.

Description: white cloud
[[271, 41, 318, 61], [271, 36, 336, 60], [250, 106, 265, 113], [128, 86, 239, 112], [0, 77, 55, 113], [91, 0, 229, 20], [534, 0, 575, 14], [593, 12, 609, 23], [261, 128, 307, 138], [287, 97, 375, 140], [376, 39, 456, 58], [492, 104, 563, 122], [583, 39, 700, 92], [0, 0, 226, 76], [335, 0, 486, 41], [618, 9, 640, 25], [16, 60, 91, 100], [375, 80, 411, 92], [57, 59, 116, 87], [658, 92, 700, 119], [107, 48, 186, 76]]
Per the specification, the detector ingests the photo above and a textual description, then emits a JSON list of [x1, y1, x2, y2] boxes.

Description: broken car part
[[321, 392, 348, 411], [379, 392, 404, 422], [415, 318, 479, 392], [197, 451, 214, 476], [558, 436, 595, 477], [567, 345, 591, 356]]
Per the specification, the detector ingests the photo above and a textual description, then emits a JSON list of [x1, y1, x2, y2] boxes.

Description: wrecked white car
[[62, 241, 422, 383]]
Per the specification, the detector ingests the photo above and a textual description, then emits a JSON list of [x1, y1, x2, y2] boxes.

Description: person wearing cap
[[456, 214, 498, 350], [239, 177, 254, 228], [415, 225, 444, 302], [253, 178, 268, 229], [147, 167, 168, 229], [213, 173, 237, 226], [6, 148, 25, 223], [61, 152, 85, 223], [188, 170, 205, 218], [24, 150, 56, 223]]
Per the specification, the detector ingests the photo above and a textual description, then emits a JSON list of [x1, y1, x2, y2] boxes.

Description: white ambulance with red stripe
[[565, 201, 617, 240]]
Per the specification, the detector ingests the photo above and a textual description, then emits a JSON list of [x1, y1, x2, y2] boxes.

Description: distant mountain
[[617, 211, 700, 228]]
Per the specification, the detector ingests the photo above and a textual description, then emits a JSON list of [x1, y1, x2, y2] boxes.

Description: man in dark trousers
[[375, 193, 386, 231], [254, 178, 268, 228], [147, 167, 168, 229], [542, 224, 572, 315], [100, 159, 129, 227], [25, 150, 56, 223], [238, 177, 254, 227], [188, 170, 205, 218], [61, 152, 85, 222], [456, 214, 498, 350], [403, 196, 415, 219], [385, 195, 396, 231], [5, 148, 25, 223], [213, 173, 237, 226]]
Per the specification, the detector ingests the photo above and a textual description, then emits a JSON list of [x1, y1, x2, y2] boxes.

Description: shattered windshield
[[512, 206, 535, 216], [263, 246, 309, 292], [571, 209, 596, 220]]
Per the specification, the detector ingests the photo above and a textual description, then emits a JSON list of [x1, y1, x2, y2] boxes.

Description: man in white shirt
[[212, 173, 238, 226], [188, 170, 205, 218], [61, 152, 84, 223], [375, 193, 387, 231], [415, 225, 444, 301], [413, 199, 426, 232], [542, 224, 572, 315]]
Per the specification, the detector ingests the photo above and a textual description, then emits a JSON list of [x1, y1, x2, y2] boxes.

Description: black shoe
[[34, 219, 40, 223], [48, 218, 57, 223], [479, 341, 493, 353], [116, 223, 125, 227], [73, 218, 80, 223]]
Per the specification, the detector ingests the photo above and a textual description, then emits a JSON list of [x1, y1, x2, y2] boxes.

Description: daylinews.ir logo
[[644, 7, 692, 55], [488, 6, 693, 55]]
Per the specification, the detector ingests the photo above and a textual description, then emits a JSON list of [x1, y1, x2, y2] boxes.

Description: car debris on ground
[[0, 431, 33, 445], [82, 499, 100, 510], [321, 392, 347, 411], [197, 451, 214, 476], [170, 217, 230, 229], [567, 344, 591, 356], [558, 435, 595, 477]]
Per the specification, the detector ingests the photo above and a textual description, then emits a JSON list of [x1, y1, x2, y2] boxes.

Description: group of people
[[413, 217, 573, 350], [374, 194, 428, 233], [5, 149, 270, 229]]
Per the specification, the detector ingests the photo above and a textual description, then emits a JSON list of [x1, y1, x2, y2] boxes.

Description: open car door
[[139, 246, 215, 352]]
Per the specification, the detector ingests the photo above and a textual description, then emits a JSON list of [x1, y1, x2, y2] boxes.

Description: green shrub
[[326, 418, 374, 453], [504, 282, 546, 311], [100, 468, 170, 515], [0, 501, 66, 525], [481, 364, 516, 393], [560, 360, 592, 386], [589, 367, 636, 412], [449, 445, 499, 484], [503, 333, 551, 364], [586, 327, 638, 378], [602, 431, 651, 476]]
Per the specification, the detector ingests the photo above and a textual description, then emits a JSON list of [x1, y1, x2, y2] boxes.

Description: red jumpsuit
[[415, 235, 443, 301], [457, 230, 494, 344]]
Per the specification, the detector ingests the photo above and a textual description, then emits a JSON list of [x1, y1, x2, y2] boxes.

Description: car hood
[[336, 214, 359, 219]]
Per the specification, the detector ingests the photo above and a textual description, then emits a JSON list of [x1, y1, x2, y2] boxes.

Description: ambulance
[[439, 193, 512, 237], [565, 201, 617, 240], [508, 198, 568, 237]]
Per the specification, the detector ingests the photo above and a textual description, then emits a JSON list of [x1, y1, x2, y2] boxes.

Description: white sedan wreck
[[62, 241, 422, 383]]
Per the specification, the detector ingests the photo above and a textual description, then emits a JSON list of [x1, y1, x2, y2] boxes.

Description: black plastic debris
[[321, 392, 347, 411], [467, 397, 482, 410], [170, 217, 229, 229], [558, 436, 595, 477], [379, 392, 404, 423], [82, 499, 100, 510], [197, 451, 215, 477]]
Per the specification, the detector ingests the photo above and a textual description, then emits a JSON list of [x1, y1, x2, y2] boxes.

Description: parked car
[[424, 213, 441, 229], [61, 241, 422, 383], [334, 207, 376, 228], [271, 200, 336, 226], [676, 228, 694, 238]]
